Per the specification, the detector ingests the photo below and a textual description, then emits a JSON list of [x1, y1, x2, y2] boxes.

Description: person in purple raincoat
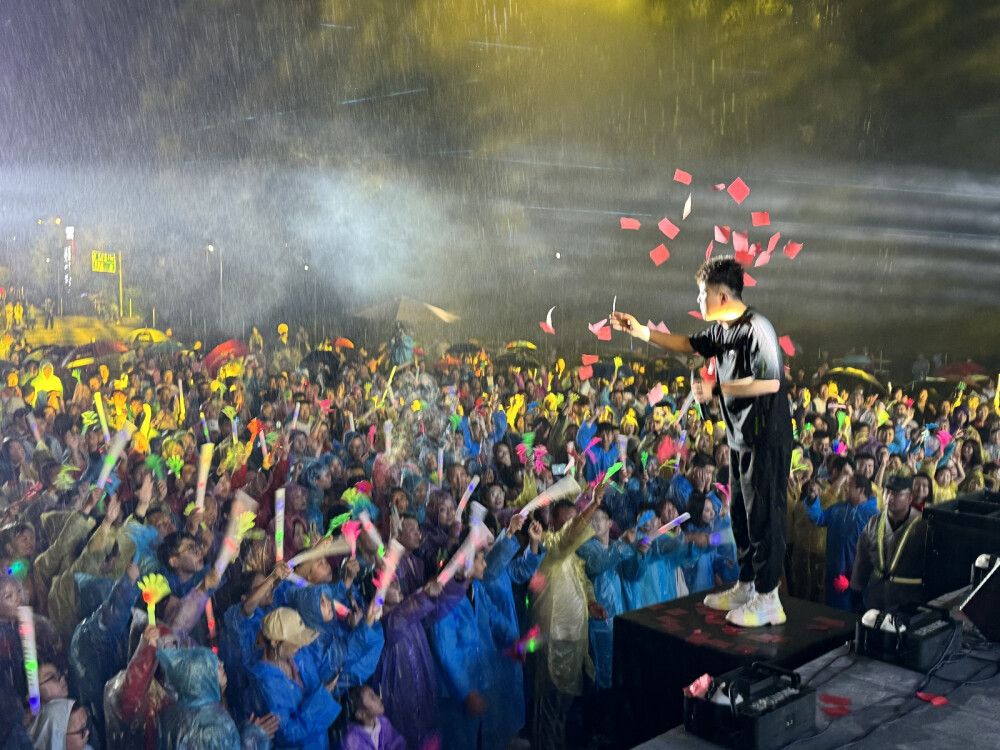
[[339, 685, 406, 750]]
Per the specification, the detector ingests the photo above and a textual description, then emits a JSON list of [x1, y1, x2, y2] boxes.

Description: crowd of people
[[0, 309, 997, 750]]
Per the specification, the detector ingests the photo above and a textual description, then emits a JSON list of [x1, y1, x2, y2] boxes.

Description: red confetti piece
[[620, 217, 641, 230], [767, 232, 781, 253], [705, 240, 714, 260], [727, 178, 750, 204], [916, 692, 949, 707], [597, 327, 611, 341], [820, 695, 851, 706], [822, 706, 852, 718], [539, 321, 554, 334], [658, 217, 680, 240], [750, 242, 762, 256], [743, 272, 756, 287], [783, 241, 804, 259], [714, 225, 731, 243], [722, 626, 742, 635], [711, 183, 726, 191], [649, 244, 670, 266], [733, 230, 749, 254], [578, 365, 594, 380], [753, 251, 771, 268], [581, 354, 599, 366], [833, 574, 850, 593], [751, 211, 770, 227], [688, 311, 703, 319], [778, 335, 796, 356], [735, 250, 754, 267], [673, 169, 692, 185]]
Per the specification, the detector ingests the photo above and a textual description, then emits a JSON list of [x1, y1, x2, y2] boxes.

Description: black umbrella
[[446, 342, 484, 357], [301, 349, 341, 379], [495, 351, 542, 370]]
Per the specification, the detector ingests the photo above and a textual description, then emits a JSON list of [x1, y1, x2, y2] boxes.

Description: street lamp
[[304, 264, 317, 340], [207, 244, 222, 330]]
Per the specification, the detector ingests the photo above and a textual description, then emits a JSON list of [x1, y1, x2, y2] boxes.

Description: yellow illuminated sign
[[91, 251, 117, 274]]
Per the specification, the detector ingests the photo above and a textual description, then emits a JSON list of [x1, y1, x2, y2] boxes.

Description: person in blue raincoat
[[247, 608, 342, 750], [430, 545, 519, 750], [156, 647, 273, 750], [480, 513, 545, 747], [666, 452, 720, 514], [298, 454, 336, 530], [577, 505, 639, 690], [682, 492, 739, 594], [578, 422, 620, 483], [805, 474, 879, 610], [69, 562, 140, 749], [459, 408, 507, 466]]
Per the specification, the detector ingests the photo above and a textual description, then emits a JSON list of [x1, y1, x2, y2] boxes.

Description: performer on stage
[[611, 256, 792, 627]]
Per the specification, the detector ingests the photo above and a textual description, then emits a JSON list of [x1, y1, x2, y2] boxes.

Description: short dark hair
[[852, 474, 873, 496], [157, 532, 197, 570], [690, 451, 716, 470], [695, 257, 744, 298], [832, 456, 855, 475]]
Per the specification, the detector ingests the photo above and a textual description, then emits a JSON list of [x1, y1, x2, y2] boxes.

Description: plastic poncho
[[340, 716, 406, 750], [247, 640, 341, 750], [481, 529, 544, 741], [298, 454, 335, 530], [623, 533, 703, 612], [28, 698, 91, 750], [156, 648, 269, 750], [395, 552, 425, 597], [666, 474, 723, 515], [219, 604, 268, 723], [806, 496, 879, 610], [430, 580, 519, 750], [104, 625, 172, 750], [577, 537, 637, 689], [69, 571, 137, 747], [45, 514, 115, 644], [373, 582, 465, 749], [683, 517, 738, 594], [532, 520, 595, 697]]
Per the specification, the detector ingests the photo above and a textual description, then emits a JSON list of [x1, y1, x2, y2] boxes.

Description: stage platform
[[613, 591, 858, 748]]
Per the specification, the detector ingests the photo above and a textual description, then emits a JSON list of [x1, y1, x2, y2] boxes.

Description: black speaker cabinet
[[924, 494, 1000, 599]]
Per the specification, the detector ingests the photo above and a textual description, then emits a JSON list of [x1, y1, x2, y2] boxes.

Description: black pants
[[729, 439, 790, 592]]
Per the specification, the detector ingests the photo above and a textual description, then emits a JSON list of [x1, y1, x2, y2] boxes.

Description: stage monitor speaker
[[961, 558, 1000, 642]]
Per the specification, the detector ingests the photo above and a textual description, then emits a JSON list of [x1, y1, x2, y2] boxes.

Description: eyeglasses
[[65, 726, 90, 737], [39, 669, 66, 686]]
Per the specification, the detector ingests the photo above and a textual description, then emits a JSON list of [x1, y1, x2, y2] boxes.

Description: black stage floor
[[613, 591, 858, 748]]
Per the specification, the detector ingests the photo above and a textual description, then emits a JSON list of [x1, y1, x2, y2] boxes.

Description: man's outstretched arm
[[611, 312, 694, 354]]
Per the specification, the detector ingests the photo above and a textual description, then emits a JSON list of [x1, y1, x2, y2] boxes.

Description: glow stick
[[518, 474, 582, 518], [205, 598, 217, 652], [287, 538, 352, 568], [95, 423, 137, 491], [176, 383, 186, 425], [617, 434, 628, 463], [348, 411, 356, 433], [213, 490, 258, 574], [200, 411, 210, 442], [137, 574, 171, 626], [437, 447, 445, 489], [26, 412, 44, 450], [642, 512, 691, 545], [287, 572, 309, 588], [274, 489, 285, 562], [194, 442, 215, 513], [258, 429, 269, 463], [333, 599, 351, 618], [342, 521, 361, 558], [383, 420, 393, 455], [373, 540, 405, 606], [358, 510, 384, 556], [455, 475, 481, 519], [17, 606, 40, 715], [438, 507, 491, 584], [289, 403, 300, 432], [94, 393, 111, 443]]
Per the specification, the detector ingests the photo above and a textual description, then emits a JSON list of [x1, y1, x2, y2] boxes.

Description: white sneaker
[[704, 580, 755, 611], [725, 587, 787, 627]]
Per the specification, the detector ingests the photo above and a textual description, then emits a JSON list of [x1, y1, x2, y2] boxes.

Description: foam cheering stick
[[289, 402, 300, 433], [194, 442, 215, 513], [213, 491, 258, 574], [505, 624, 543, 661], [518, 474, 582, 518], [342, 521, 361, 558], [358, 510, 384, 556], [348, 410, 356, 434], [383, 420, 393, 455], [258, 428, 270, 465], [287, 538, 352, 569], [274, 488, 285, 562], [95, 423, 137, 492], [437, 447, 445, 489], [438, 505, 492, 585], [205, 598, 217, 651], [373, 540, 405, 606], [326, 512, 352, 537], [26, 412, 44, 451], [17, 606, 41, 715], [455, 475, 481, 519], [616, 434, 628, 463], [200, 411, 210, 442], [642, 512, 691, 545], [333, 599, 351, 619], [94, 393, 111, 444], [137, 574, 171, 626]]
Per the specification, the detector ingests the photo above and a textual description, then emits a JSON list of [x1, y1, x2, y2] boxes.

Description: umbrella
[[333, 337, 354, 349], [129, 328, 169, 345], [495, 351, 542, 370], [60, 340, 128, 369], [505, 340, 537, 351], [933, 361, 987, 379], [353, 296, 460, 325], [446, 342, 484, 357], [827, 367, 887, 395], [301, 349, 341, 378], [148, 340, 186, 357], [434, 356, 464, 371], [203, 339, 249, 377]]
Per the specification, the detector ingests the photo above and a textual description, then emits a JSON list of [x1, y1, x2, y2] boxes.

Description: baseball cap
[[886, 474, 914, 492], [260, 607, 319, 647]]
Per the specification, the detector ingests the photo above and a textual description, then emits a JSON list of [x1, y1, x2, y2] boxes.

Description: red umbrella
[[933, 361, 987, 379], [204, 339, 249, 376]]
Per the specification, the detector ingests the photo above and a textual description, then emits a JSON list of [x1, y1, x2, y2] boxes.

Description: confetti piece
[[767, 232, 781, 253], [620, 217, 641, 230], [539, 306, 555, 335], [705, 240, 714, 260], [673, 168, 692, 185], [649, 243, 671, 266], [578, 365, 594, 380], [597, 327, 612, 341], [822, 706, 852, 718], [582, 354, 599, 366], [714, 226, 731, 243], [749, 242, 762, 256], [682, 194, 692, 220], [688, 311, 703, 319], [820, 695, 851, 706], [743, 272, 756, 287], [833, 574, 850, 593], [648, 383, 664, 404], [783, 241, 804, 259], [658, 217, 680, 240], [588, 319, 608, 336], [711, 183, 726, 191], [916, 692, 949, 707], [647, 320, 670, 334], [722, 626, 742, 635], [733, 230, 748, 254], [751, 211, 770, 227], [727, 177, 750, 204], [778, 335, 796, 357], [753, 251, 771, 268]]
